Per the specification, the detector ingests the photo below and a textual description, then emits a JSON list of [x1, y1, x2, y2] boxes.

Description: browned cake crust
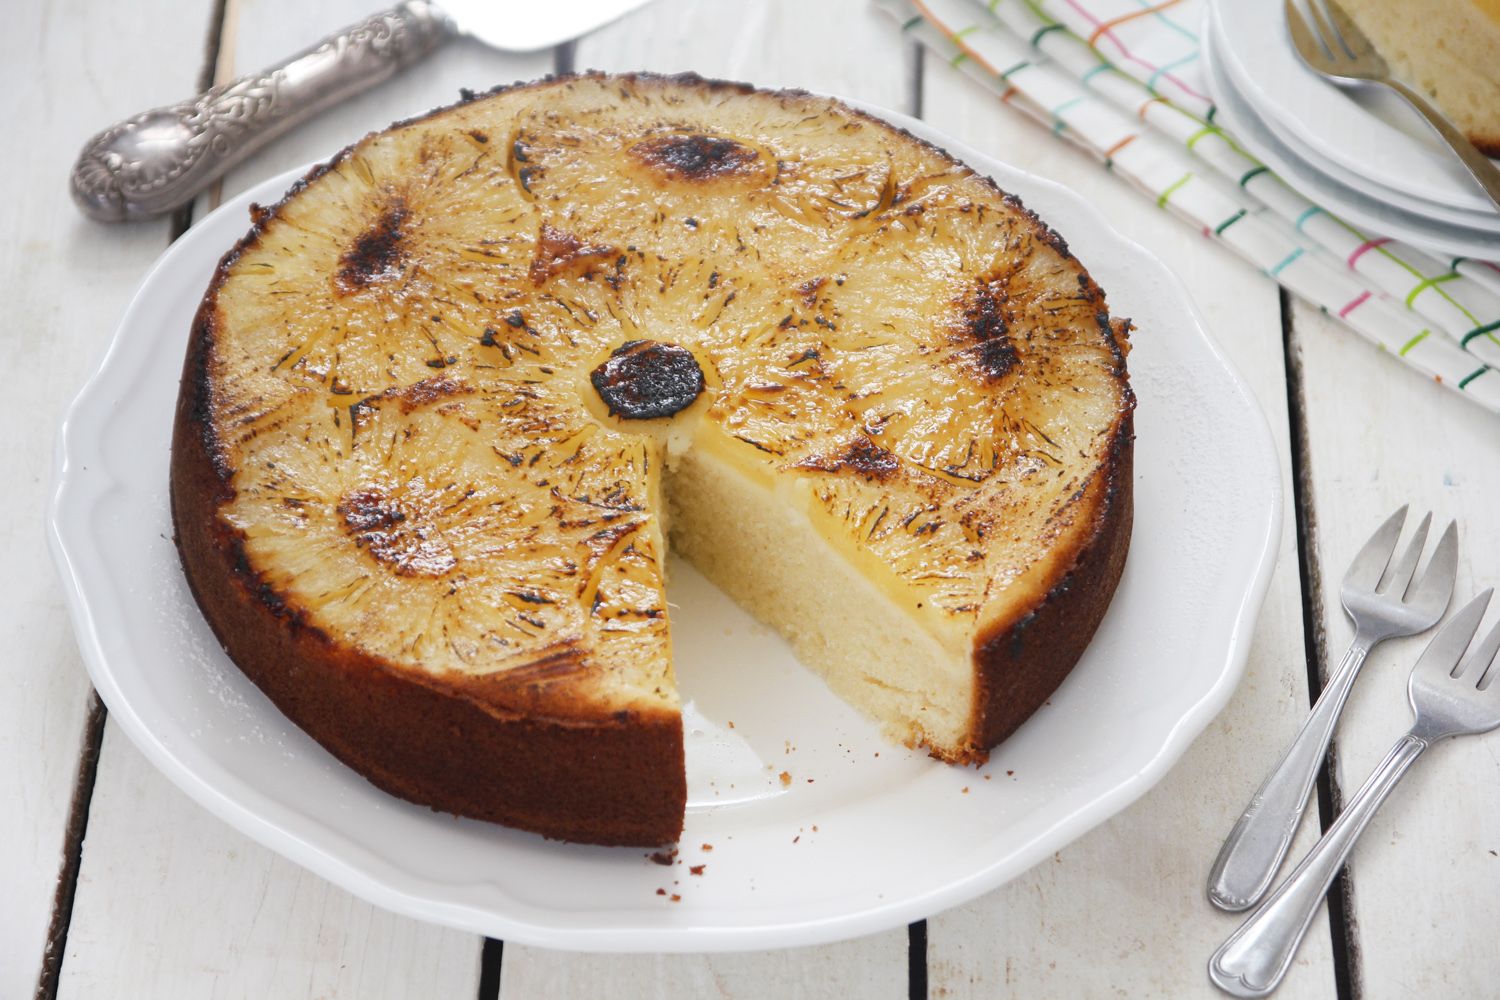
[[171, 71, 1133, 846], [970, 415, 1133, 754]]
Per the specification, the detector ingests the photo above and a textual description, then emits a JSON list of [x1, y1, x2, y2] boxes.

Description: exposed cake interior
[[1335, 0, 1500, 155], [663, 437, 972, 753]]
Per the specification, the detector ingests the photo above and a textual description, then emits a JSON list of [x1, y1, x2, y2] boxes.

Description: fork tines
[[1344, 506, 1457, 623], [1428, 589, 1500, 687]]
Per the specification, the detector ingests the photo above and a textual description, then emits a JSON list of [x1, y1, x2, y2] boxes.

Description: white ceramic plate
[[49, 105, 1281, 952], [1226, 28, 1500, 236], [1204, 11, 1500, 260], [1210, 0, 1500, 231], [1226, 38, 1500, 235], [1260, 122, 1500, 234], [1213, 0, 1496, 214]]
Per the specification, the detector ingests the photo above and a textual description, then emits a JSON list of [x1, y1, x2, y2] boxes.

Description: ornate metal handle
[[71, 1, 452, 222], [1208, 636, 1371, 911], [1209, 731, 1429, 999]]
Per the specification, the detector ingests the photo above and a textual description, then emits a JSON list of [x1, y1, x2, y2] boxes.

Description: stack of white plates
[[1203, 0, 1500, 260]]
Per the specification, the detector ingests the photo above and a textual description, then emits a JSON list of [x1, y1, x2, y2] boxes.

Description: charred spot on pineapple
[[337, 201, 408, 292], [336, 488, 457, 577], [796, 277, 827, 306], [389, 376, 469, 414], [957, 279, 1020, 380], [631, 133, 759, 180], [796, 437, 900, 482], [591, 341, 705, 420], [958, 338, 1020, 381], [531, 223, 615, 284]]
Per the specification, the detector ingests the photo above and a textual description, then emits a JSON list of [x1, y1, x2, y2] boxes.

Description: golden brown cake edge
[[967, 410, 1134, 760]]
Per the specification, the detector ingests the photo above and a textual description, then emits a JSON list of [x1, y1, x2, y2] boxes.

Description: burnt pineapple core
[[172, 73, 1134, 846], [591, 341, 705, 419]]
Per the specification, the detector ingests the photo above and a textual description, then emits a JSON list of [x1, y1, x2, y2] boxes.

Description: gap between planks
[[478, 938, 504, 1000], [1279, 288, 1357, 1000], [32, 695, 106, 1000]]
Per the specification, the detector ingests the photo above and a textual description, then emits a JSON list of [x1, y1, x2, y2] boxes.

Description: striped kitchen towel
[[879, 0, 1500, 413]]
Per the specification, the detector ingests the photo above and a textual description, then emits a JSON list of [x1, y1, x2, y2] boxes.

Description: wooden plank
[[917, 63, 1339, 999], [56, 2, 552, 995], [567, 0, 916, 111], [501, 946, 909, 1000], [58, 728, 482, 1000], [1290, 300, 1500, 999], [500, 1, 915, 994], [0, 0, 215, 993]]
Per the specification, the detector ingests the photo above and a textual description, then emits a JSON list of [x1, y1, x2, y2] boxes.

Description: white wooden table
[[7, 1, 1499, 997]]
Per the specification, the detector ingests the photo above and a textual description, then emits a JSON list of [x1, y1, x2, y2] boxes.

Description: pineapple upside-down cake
[[171, 73, 1135, 847]]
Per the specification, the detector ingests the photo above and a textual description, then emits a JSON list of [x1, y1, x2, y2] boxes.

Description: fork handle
[[1209, 731, 1428, 998], [1208, 639, 1371, 912], [1384, 79, 1500, 210]]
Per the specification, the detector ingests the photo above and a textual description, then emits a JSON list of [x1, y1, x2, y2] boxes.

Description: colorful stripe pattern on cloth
[[879, 0, 1500, 413]]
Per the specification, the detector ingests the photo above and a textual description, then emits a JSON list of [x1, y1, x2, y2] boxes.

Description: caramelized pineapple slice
[[221, 373, 671, 714]]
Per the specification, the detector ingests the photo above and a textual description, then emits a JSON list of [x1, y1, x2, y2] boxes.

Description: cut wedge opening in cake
[[575, 340, 978, 759], [171, 72, 1134, 847], [663, 443, 973, 756]]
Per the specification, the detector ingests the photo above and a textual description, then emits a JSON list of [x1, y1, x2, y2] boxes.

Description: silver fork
[[1285, 0, 1500, 210], [1210, 590, 1500, 998], [1208, 507, 1456, 911]]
